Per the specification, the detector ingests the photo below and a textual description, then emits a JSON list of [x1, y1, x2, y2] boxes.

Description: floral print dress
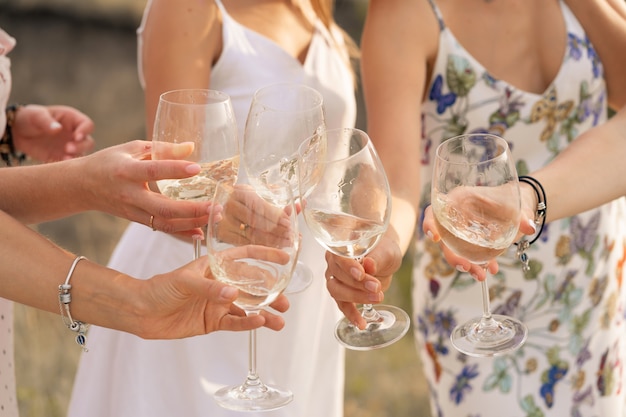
[[411, 1, 626, 416]]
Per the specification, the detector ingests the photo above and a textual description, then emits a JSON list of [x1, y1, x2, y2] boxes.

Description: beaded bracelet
[[58, 255, 89, 352], [515, 175, 547, 272], [0, 104, 26, 166]]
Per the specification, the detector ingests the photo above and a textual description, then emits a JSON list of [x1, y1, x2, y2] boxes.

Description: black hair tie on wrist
[[514, 175, 547, 272]]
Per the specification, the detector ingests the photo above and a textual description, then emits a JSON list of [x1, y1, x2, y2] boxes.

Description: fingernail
[[50, 121, 62, 130], [367, 292, 382, 302], [350, 267, 362, 280], [364, 281, 379, 293], [426, 230, 435, 241], [220, 286, 237, 300], [470, 273, 479, 280], [528, 218, 537, 233], [456, 264, 468, 272], [185, 163, 201, 174]]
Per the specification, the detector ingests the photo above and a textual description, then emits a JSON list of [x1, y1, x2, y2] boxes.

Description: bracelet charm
[[58, 255, 89, 352]]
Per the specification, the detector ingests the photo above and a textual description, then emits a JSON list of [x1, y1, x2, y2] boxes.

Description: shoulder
[[363, 0, 439, 71]]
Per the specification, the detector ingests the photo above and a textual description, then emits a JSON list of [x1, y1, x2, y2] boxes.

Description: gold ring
[[239, 223, 249, 237], [149, 215, 156, 231]]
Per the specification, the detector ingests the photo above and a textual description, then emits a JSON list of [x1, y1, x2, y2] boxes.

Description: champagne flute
[[431, 133, 528, 357], [151, 89, 239, 259], [298, 127, 411, 350], [208, 181, 300, 411], [242, 82, 325, 293]]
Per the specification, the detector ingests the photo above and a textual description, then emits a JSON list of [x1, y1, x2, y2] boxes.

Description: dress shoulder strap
[[426, 0, 446, 32]]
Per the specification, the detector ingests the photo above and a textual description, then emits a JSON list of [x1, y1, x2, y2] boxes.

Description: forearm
[[0, 210, 144, 335], [530, 107, 626, 222], [0, 158, 90, 223]]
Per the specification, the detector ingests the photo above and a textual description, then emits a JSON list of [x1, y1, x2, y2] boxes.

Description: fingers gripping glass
[[298, 127, 410, 350], [207, 181, 300, 411], [152, 89, 239, 260], [431, 133, 528, 357]]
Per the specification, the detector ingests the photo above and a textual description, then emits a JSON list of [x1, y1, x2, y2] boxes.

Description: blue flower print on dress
[[429, 74, 457, 114], [450, 364, 480, 404]]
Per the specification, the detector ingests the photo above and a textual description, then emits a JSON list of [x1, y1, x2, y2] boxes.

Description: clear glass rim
[[251, 82, 324, 113], [434, 133, 510, 166], [298, 127, 371, 163], [158, 88, 232, 106]]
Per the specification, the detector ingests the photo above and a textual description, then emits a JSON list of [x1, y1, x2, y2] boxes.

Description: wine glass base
[[335, 304, 410, 351], [451, 314, 528, 357], [214, 381, 293, 412], [284, 261, 313, 294]]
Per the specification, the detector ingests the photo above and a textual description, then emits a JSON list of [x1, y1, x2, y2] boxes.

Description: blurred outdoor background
[[0, 1, 429, 416]]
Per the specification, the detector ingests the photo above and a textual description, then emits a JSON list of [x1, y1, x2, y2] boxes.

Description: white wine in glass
[[242, 83, 325, 293], [298, 127, 410, 350], [151, 89, 239, 259], [431, 133, 528, 357], [208, 181, 300, 411]]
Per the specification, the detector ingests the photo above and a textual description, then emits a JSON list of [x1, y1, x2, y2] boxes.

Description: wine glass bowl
[[207, 181, 300, 411], [151, 89, 239, 259], [431, 133, 528, 357], [298, 127, 411, 350], [242, 83, 326, 293]]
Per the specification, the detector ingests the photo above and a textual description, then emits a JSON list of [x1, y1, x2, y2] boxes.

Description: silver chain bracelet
[[58, 255, 89, 352]]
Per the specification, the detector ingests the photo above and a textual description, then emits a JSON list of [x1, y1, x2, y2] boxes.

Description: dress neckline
[[435, 0, 570, 98]]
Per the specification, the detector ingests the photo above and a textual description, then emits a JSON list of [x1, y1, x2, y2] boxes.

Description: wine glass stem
[[361, 304, 381, 321], [480, 277, 493, 321], [193, 238, 202, 260]]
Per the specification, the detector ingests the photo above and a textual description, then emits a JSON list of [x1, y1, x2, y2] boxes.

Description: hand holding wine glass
[[151, 89, 239, 260], [207, 181, 300, 411], [298, 127, 410, 350], [431, 133, 528, 357]]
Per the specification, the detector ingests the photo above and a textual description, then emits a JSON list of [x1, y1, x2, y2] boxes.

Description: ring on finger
[[149, 215, 156, 231]]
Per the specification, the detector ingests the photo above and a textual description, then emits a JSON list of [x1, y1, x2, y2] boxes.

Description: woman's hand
[[133, 256, 289, 339], [77, 140, 211, 237], [421, 188, 538, 281], [323, 235, 403, 329], [11, 104, 95, 161]]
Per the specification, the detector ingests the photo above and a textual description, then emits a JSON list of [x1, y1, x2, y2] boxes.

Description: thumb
[[31, 110, 62, 133], [205, 280, 239, 304]]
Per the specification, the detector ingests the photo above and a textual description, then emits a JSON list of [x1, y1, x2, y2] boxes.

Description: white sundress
[[67, 1, 356, 417]]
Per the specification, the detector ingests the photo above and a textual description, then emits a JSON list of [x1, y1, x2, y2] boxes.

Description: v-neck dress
[[67, 2, 356, 417], [412, 1, 626, 416]]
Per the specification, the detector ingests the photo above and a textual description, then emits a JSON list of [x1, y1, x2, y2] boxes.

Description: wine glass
[[207, 181, 300, 411], [297, 127, 411, 350], [242, 82, 325, 293], [431, 133, 528, 357], [151, 89, 239, 260]]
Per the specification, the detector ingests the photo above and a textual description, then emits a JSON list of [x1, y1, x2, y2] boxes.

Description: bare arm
[[530, 105, 626, 222], [140, 0, 221, 140], [422, 106, 626, 280], [0, 209, 289, 338], [323, 0, 434, 327], [0, 141, 211, 235]]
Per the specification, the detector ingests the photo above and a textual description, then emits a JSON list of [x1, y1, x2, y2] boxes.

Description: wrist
[[1, 104, 26, 166]]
